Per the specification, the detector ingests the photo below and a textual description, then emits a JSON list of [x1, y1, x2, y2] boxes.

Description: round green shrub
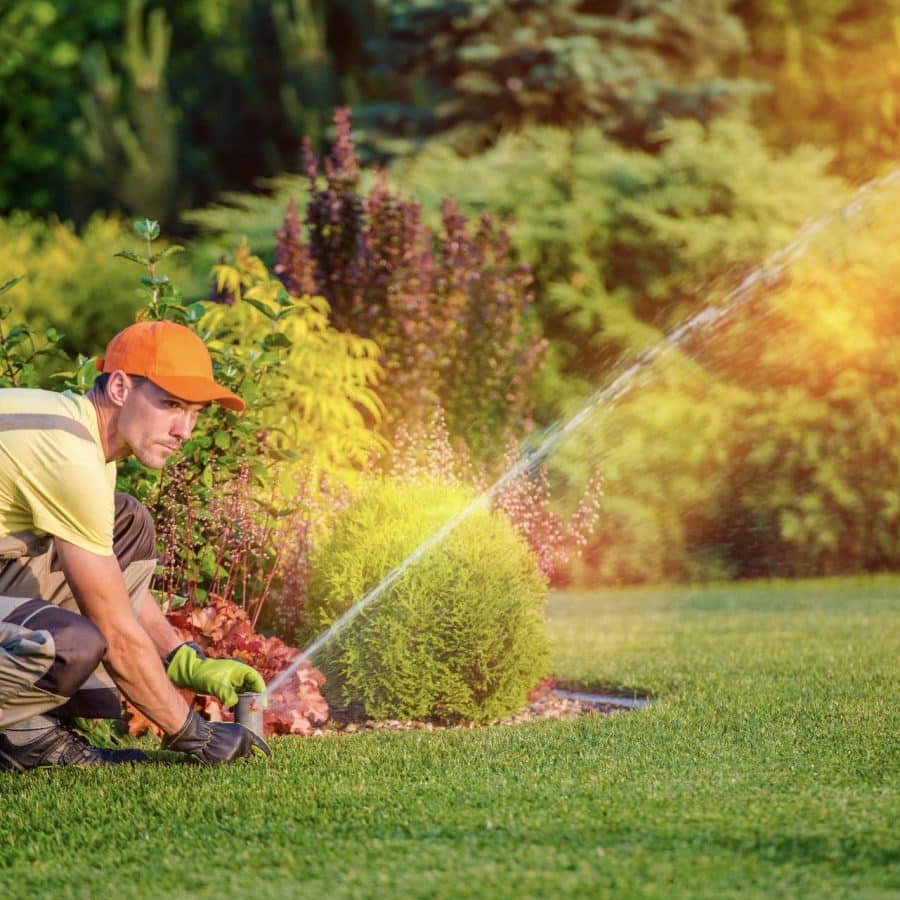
[[302, 479, 550, 724]]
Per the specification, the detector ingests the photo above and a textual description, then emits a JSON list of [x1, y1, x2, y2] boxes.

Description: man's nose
[[171, 412, 197, 439]]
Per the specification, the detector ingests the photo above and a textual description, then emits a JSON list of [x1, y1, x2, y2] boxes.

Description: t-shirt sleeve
[[19, 443, 114, 556]]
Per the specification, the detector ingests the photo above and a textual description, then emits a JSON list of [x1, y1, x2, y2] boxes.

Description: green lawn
[[2, 577, 898, 898]]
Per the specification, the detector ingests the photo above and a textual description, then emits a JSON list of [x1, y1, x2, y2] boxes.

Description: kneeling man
[[0, 321, 269, 770]]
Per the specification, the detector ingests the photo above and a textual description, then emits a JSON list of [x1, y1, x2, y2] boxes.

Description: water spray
[[260, 166, 900, 704]]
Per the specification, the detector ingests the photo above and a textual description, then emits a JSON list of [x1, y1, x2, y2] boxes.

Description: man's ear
[[106, 370, 132, 407]]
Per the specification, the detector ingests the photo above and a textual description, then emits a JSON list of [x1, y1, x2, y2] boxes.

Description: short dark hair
[[91, 372, 148, 395]]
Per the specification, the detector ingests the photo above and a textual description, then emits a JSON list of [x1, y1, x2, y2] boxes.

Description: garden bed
[[318, 683, 643, 736]]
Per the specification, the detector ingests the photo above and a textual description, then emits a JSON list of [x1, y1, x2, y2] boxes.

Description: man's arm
[[136, 590, 267, 708], [136, 590, 181, 659], [54, 539, 189, 735]]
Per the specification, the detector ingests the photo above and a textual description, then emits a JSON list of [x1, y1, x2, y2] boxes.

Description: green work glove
[[165, 641, 266, 708]]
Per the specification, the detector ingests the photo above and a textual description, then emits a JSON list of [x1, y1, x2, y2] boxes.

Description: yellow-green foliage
[[558, 175, 900, 583], [303, 479, 550, 723], [203, 241, 386, 485], [0, 213, 166, 362], [724, 175, 900, 575]]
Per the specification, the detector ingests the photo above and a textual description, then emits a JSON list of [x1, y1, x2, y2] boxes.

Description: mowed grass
[[1, 577, 898, 899]]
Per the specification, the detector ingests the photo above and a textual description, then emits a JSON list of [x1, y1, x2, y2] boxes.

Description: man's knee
[[113, 493, 157, 569], [41, 609, 107, 697], [6, 603, 108, 698]]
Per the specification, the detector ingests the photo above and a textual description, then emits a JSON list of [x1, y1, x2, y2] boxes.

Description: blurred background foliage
[[6, 0, 896, 227], [735, 0, 900, 181], [0, 0, 380, 226], [393, 119, 844, 419], [2, 0, 899, 594], [356, 0, 759, 157], [0, 212, 152, 365]]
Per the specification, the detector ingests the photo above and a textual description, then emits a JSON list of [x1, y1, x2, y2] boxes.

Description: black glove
[[163, 711, 271, 765]]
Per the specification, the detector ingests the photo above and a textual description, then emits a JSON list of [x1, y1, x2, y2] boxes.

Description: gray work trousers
[[0, 493, 157, 729]]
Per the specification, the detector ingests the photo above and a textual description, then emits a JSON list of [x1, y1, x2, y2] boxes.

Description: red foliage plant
[[275, 107, 546, 465], [126, 594, 328, 738]]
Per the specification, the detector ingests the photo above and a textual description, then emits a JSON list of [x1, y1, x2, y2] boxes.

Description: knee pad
[[20, 604, 108, 698]]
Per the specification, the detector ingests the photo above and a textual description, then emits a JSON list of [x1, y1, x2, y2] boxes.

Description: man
[[0, 320, 270, 770]]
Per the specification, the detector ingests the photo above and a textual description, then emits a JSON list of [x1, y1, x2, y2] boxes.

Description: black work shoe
[[0, 724, 148, 772]]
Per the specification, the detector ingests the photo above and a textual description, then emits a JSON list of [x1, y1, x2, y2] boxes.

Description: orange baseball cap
[[97, 321, 245, 411]]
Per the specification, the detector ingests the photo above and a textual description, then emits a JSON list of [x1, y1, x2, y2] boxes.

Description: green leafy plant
[[0, 275, 67, 388], [302, 479, 550, 724], [0, 212, 153, 369], [112, 219, 385, 622], [205, 238, 386, 480]]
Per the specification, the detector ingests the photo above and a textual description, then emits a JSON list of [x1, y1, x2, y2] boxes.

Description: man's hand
[[164, 711, 271, 765], [166, 642, 266, 708]]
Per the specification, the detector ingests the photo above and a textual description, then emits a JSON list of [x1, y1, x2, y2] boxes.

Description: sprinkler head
[[235, 692, 265, 738]]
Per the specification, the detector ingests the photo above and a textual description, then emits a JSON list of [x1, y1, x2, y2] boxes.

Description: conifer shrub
[[302, 479, 550, 724]]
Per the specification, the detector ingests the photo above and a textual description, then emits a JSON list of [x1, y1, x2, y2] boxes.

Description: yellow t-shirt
[[0, 389, 116, 556]]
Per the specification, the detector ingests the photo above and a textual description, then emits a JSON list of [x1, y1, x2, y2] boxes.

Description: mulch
[[313, 688, 634, 736]]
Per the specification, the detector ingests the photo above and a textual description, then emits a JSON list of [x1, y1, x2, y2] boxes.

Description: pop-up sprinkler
[[235, 692, 264, 737]]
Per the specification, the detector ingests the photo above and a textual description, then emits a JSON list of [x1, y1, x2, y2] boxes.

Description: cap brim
[[144, 374, 246, 412]]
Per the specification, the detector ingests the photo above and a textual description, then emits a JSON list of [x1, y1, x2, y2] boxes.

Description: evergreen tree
[[359, 0, 759, 156], [0, 0, 381, 226]]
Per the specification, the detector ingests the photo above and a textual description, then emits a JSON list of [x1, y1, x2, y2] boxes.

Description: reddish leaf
[[124, 594, 328, 738]]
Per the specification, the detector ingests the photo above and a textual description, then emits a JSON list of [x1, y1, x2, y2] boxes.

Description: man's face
[[117, 378, 207, 469]]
